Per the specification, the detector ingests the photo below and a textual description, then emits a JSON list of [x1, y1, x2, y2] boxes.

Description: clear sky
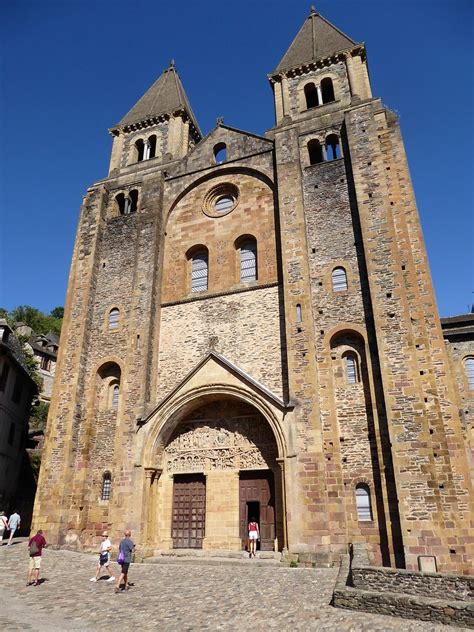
[[1, 0, 473, 317]]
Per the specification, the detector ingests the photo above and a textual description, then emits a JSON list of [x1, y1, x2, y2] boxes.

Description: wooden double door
[[172, 474, 206, 548], [239, 470, 275, 551]]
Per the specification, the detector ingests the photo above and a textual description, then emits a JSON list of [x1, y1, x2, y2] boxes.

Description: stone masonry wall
[[158, 286, 284, 400]]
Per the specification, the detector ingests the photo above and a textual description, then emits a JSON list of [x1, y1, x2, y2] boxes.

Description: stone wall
[[158, 286, 284, 400], [333, 553, 474, 628]]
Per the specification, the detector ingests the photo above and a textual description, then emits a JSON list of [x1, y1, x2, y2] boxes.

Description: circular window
[[203, 183, 239, 218], [214, 195, 235, 214]]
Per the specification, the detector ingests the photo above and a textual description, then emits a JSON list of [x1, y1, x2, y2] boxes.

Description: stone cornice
[[162, 281, 280, 307]]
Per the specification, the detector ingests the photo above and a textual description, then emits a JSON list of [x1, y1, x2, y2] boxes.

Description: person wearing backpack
[[27, 529, 47, 586]]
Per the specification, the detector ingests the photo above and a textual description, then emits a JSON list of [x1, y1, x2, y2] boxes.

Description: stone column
[[316, 84, 323, 106]]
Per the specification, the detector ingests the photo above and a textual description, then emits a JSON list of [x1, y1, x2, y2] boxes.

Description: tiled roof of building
[[273, 9, 358, 74], [29, 331, 59, 358], [115, 63, 201, 134]]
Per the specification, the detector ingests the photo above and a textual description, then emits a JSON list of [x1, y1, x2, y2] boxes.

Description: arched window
[[321, 77, 335, 103], [109, 382, 119, 409], [296, 304, 302, 323], [214, 143, 227, 163], [355, 485, 372, 521], [304, 83, 319, 109], [116, 193, 126, 215], [135, 139, 145, 162], [108, 308, 119, 330], [325, 134, 341, 160], [465, 357, 474, 390], [101, 473, 112, 501], [240, 239, 257, 282], [148, 135, 157, 159], [191, 250, 209, 292], [129, 190, 138, 213], [308, 139, 323, 165], [332, 267, 348, 292], [344, 353, 359, 384]]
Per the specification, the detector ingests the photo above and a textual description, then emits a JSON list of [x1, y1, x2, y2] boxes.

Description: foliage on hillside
[[0, 305, 63, 336]]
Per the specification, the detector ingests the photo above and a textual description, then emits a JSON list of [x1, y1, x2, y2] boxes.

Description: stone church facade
[[33, 10, 473, 574]]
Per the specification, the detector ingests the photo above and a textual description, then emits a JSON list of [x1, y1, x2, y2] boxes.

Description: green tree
[[0, 304, 63, 336]]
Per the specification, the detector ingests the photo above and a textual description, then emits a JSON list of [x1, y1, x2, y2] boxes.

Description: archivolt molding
[[140, 383, 287, 469]]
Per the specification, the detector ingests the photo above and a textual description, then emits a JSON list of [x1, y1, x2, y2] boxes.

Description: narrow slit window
[[111, 383, 119, 409], [191, 251, 209, 292], [296, 304, 302, 323], [332, 267, 347, 292], [465, 357, 474, 390], [240, 240, 257, 282], [108, 308, 119, 330], [101, 473, 112, 501], [356, 485, 372, 521], [345, 354, 359, 384]]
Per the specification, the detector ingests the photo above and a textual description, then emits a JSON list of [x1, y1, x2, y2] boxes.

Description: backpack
[[29, 539, 39, 557]]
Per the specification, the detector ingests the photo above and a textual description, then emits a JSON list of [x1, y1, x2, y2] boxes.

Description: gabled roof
[[273, 8, 358, 74], [140, 351, 292, 426], [114, 63, 201, 135]]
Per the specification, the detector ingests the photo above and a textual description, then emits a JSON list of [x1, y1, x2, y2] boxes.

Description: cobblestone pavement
[[0, 541, 466, 631]]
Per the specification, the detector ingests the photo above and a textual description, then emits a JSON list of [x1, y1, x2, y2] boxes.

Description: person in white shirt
[[0, 511, 8, 544], [90, 532, 115, 582]]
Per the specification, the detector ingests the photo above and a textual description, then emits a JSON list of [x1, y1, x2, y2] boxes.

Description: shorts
[[249, 532, 258, 540], [10, 527, 17, 536], [120, 562, 130, 574], [99, 553, 110, 567], [29, 556, 41, 570]]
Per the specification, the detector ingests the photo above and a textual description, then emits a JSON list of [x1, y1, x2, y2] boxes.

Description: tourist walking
[[90, 531, 115, 582], [0, 511, 8, 544], [27, 529, 47, 586], [115, 529, 135, 593], [248, 518, 259, 558], [7, 510, 21, 545]]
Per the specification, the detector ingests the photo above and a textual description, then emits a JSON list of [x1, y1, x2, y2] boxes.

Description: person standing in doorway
[[90, 532, 115, 582], [248, 518, 259, 558], [27, 529, 47, 586], [7, 510, 21, 545], [115, 529, 135, 593], [0, 511, 8, 544]]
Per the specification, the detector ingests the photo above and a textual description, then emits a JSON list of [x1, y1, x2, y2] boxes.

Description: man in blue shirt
[[115, 529, 135, 593], [7, 510, 21, 545]]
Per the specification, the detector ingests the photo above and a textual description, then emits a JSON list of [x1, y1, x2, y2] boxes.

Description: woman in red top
[[247, 518, 259, 558]]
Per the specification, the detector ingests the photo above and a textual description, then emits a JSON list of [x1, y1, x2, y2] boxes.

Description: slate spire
[[113, 63, 201, 136], [274, 9, 358, 73]]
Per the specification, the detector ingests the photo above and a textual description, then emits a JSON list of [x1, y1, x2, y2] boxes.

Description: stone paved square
[[0, 542, 468, 631]]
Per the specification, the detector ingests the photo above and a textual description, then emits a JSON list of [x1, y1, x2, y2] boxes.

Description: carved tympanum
[[164, 415, 276, 473]]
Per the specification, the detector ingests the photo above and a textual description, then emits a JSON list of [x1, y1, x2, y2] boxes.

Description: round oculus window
[[203, 183, 239, 218], [214, 195, 235, 214]]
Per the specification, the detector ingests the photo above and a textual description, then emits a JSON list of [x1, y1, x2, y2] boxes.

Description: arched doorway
[[152, 398, 283, 552]]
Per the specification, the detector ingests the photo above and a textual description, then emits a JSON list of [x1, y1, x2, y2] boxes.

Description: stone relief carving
[[164, 416, 277, 473]]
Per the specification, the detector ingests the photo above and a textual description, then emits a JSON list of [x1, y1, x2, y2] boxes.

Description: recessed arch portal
[[142, 388, 286, 553]]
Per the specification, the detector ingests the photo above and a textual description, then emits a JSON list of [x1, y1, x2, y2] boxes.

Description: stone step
[[143, 549, 282, 567]]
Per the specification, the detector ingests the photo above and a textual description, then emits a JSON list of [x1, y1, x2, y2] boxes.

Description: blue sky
[[1, 0, 473, 316]]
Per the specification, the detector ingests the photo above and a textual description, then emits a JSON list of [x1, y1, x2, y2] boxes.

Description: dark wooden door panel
[[239, 471, 275, 551], [172, 474, 206, 549]]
